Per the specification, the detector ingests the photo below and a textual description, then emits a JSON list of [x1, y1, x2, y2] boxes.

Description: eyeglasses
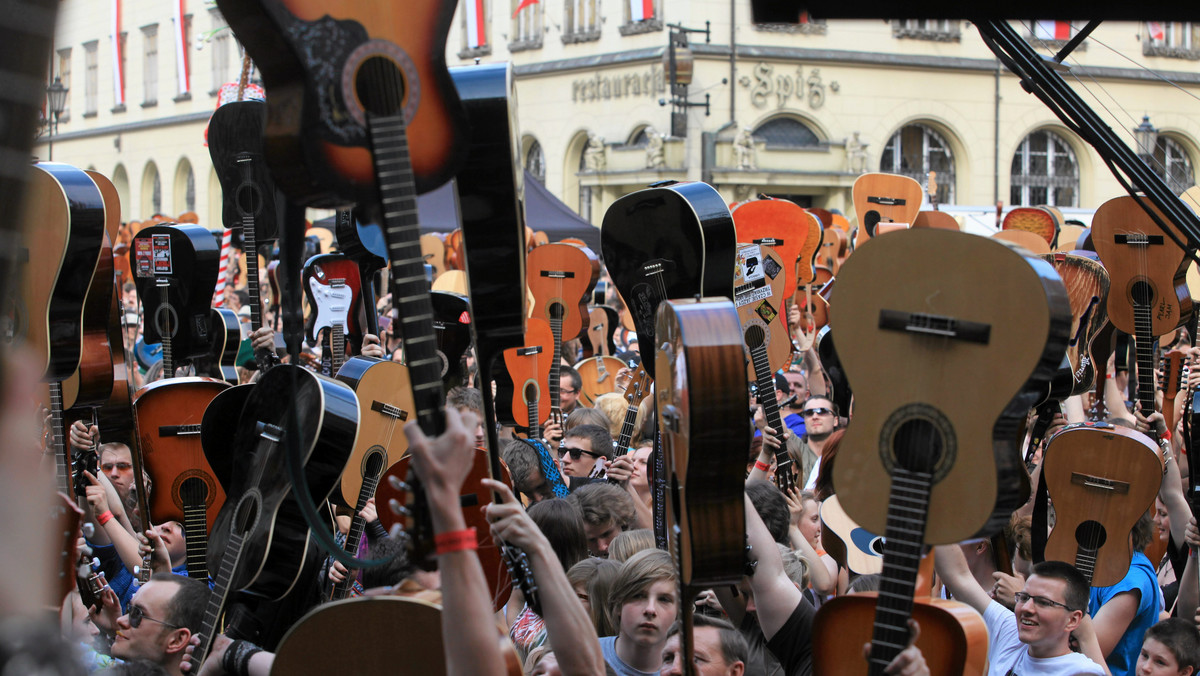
[[561, 446, 603, 461], [127, 604, 180, 629], [800, 407, 834, 418], [1012, 592, 1075, 612], [561, 388, 579, 395]]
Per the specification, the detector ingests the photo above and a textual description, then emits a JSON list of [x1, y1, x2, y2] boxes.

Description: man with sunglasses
[[559, 424, 614, 479], [796, 396, 839, 491], [934, 545, 1107, 675], [111, 574, 208, 675]]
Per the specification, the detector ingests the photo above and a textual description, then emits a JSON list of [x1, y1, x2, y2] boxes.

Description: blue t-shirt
[[599, 636, 658, 676], [1089, 551, 1160, 676]]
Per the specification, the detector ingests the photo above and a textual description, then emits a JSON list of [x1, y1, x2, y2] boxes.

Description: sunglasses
[[561, 446, 603, 461], [800, 407, 834, 418], [128, 604, 180, 629]]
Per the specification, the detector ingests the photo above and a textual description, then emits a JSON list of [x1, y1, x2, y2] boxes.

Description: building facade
[[37, 1, 1200, 230]]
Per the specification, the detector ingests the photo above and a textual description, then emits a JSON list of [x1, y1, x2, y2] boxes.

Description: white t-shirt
[[983, 601, 1105, 676]]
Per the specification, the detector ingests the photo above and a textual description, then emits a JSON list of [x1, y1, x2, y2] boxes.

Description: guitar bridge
[[878, 309, 991, 344], [539, 270, 576, 279], [1070, 472, 1130, 494], [371, 400, 409, 421], [517, 346, 543, 356], [1114, 234, 1164, 246], [159, 424, 203, 436], [868, 196, 907, 206]]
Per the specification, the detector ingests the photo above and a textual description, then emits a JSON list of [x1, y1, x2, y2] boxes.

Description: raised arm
[[745, 493, 807, 639], [931, 544, 993, 615]]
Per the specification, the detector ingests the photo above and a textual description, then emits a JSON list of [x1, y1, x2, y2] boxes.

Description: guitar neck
[[748, 343, 790, 467], [868, 468, 933, 675], [1134, 304, 1159, 431], [332, 472, 383, 601], [549, 317, 564, 423], [196, 528, 245, 664], [158, 279, 174, 378], [614, 403, 640, 460], [240, 201, 263, 334], [528, 398, 541, 441], [332, 323, 346, 377], [183, 500, 209, 579], [49, 381, 70, 495]]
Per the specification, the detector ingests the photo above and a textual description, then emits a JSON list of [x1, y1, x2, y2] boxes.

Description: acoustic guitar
[[420, 234, 447, 280], [503, 318, 554, 440], [733, 243, 796, 490], [655, 298, 748, 674], [431, 290, 473, 391], [1056, 224, 1087, 253], [815, 326, 853, 419], [993, 228, 1052, 255], [820, 494, 883, 576], [851, 173, 923, 243], [1092, 195, 1193, 433], [1036, 252, 1110, 400], [1163, 348, 1188, 436], [610, 363, 653, 462], [912, 171, 959, 231], [828, 228, 1070, 671], [730, 195, 823, 291], [1042, 423, 1162, 586], [195, 308, 241, 386], [1002, 207, 1059, 248], [15, 163, 105, 381], [303, 252, 364, 377], [818, 226, 848, 273], [527, 242, 597, 426], [601, 181, 737, 377], [576, 304, 626, 408], [61, 229, 116, 412]]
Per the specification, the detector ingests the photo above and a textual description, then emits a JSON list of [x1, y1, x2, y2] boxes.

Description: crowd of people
[[7, 234, 1200, 676]]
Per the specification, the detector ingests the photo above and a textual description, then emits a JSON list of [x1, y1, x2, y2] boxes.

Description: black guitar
[[334, 209, 388, 337], [816, 325, 853, 419], [432, 290, 473, 390], [195, 308, 240, 385], [197, 364, 358, 664]]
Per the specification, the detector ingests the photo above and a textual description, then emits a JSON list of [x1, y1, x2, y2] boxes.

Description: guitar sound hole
[[179, 476, 209, 510], [235, 184, 261, 218], [355, 56, 406, 117], [156, 305, 179, 339], [1129, 280, 1154, 308], [363, 449, 386, 481], [1074, 520, 1107, 549], [549, 302, 565, 322], [233, 495, 260, 535], [880, 403, 956, 482], [892, 418, 942, 474], [524, 382, 539, 406], [744, 324, 766, 349]]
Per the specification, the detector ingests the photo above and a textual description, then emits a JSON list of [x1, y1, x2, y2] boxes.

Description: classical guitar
[[527, 242, 597, 427], [1002, 207, 1059, 248], [303, 253, 364, 377], [431, 290, 473, 391], [1162, 348, 1188, 439], [851, 173, 923, 243], [655, 298, 749, 675], [14, 163, 105, 381], [329, 355, 413, 601], [820, 494, 883, 576], [610, 363, 653, 462], [207, 97, 281, 370], [196, 364, 358, 664], [61, 229, 116, 412], [1042, 423, 1162, 586], [420, 234, 447, 280], [451, 61, 543, 613], [730, 195, 823, 292], [733, 243, 797, 490], [576, 304, 626, 407], [601, 181, 737, 377], [1092, 195, 1193, 435], [828, 228, 1070, 672], [1036, 252, 1111, 401], [130, 224, 220, 375], [195, 308, 241, 386], [503, 318, 554, 440], [818, 226, 848, 273]]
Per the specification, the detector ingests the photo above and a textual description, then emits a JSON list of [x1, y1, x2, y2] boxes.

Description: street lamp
[[1133, 114, 1158, 165], [46, 76, 68, 161]]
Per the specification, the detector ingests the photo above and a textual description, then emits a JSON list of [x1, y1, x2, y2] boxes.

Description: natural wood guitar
[[1002, 206, 1059, 248], [1037, 252, 1110, 399], [503, 318, 554, 439], [851, 173, 923, 243], [527, 242, 597, 426]]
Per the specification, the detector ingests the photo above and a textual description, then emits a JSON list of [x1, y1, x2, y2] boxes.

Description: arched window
[[577, 147, 591, 222], [880, 123, 955, 203], [1010, 130, 1079, 207], [1155, 136, 1195, 195], [526, 138, 545, 184], [142, 161, 161, 218], [174, 158, 195, 215], [753, 117, 819, 148]]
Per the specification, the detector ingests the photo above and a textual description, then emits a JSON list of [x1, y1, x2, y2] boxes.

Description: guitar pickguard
[[308, 277, 353, 334]]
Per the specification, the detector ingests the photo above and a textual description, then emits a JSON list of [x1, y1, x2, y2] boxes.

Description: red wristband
[[754, 460, 771, 472], [1162, 429, 1172, 442], [434, 528, 478, 556], [98, 510, 114, 526]]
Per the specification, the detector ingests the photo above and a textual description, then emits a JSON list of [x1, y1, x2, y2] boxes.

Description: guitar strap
[[1031, 465, 1050, 565]]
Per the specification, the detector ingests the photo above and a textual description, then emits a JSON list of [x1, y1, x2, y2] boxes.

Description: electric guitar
[[827, 228, 1070, 672], [656, 298, 749, 675], [303, 253, 364, 377], [733, 243, 797, 490]]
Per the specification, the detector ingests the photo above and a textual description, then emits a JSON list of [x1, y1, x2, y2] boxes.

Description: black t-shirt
[[738, 613, 786, 676], [765, 597, 815, 676]]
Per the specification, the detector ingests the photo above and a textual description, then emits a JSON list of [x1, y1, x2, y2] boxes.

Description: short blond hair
[[606, 549, 678, 632], [593, 393, 627, 437]]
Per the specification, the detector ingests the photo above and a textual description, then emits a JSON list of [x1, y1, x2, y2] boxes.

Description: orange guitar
[[1002, 207, 1059, 248], [1042, 423, 1162, 586], [731, 196, 823, 291], [503, 318, 555, 439], [851, 173, 923, 244], [818, 227, 848, 272], [526, 243, 596, 425]]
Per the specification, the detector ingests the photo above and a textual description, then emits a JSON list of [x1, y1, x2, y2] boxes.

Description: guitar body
[[15, 163, 105, 381], [585, 305, 619, 358], [214, 0, 466, 208], [731, 196, 822, 290], [793, 265, 834, 329], [1056, 224, 1086, 253], [655, 299, 748, 586], [207, 99, 281, 243], [333, 356, 413, 507], [1092, 195, 1192, 338], [818, 226, 848, 272], [820, 494, 883, 576], [575, 356, 628, 408], [130, 224, 220, 363], [93, 283, 136, 439], [1002, 207, 1058, 247], [912, 210, 960, 230], [1043, 423, 1162, 587], [993, 228, 1051, 255], [207, 364, 358, 600], [303, 253, 363, 345], [198, 308, 241, 386], [431, 269, 468, 295], [851, 173, 923, 242], [816, 326, 853, 419], [812, 594, 987, 676], [420, 234, 447, 279], [62, 231, 115, 410], [527, 242, 596, 343], [1038, 253, 1110, 398], [445, 229, 466, 270], [200, 383, 255, 491], [431, 291, 473, 391], [734, 243, 793, 382], [832, 229, 1070, 542], [602, 181, 737, 376], [376, 450, 515, 613], [503, 318, 554, 434]]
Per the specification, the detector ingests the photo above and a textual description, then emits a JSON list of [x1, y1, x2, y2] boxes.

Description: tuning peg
[[388, 499, 410, 517], [132, 565, 142, 577], [388, 476, 410, 492], [82, 522, 95, 538]]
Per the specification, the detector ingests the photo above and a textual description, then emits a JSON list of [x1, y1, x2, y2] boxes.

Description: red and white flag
[[512, 0, 538, 18], [213, 228, 232, 308], [465, 0, 486, 49], [110, 0, 125, 106], [1034, 20, 1073, 40], [173, 0, 190, 95], [1148, 21, 1166, 42], [629, 0, 654, 22]]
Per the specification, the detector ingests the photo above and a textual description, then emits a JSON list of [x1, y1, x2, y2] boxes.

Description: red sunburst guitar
[[1002, 207, 1058, 248]]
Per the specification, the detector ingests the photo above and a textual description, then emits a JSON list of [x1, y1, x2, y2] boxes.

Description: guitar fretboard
[[1134, 302, 1159, 424], [50, 381, 69, 495], [748, 341, 795, 490], [183, 497, 209, 579], [196, 526, 245, 664], [332, 467, 384, 601]]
